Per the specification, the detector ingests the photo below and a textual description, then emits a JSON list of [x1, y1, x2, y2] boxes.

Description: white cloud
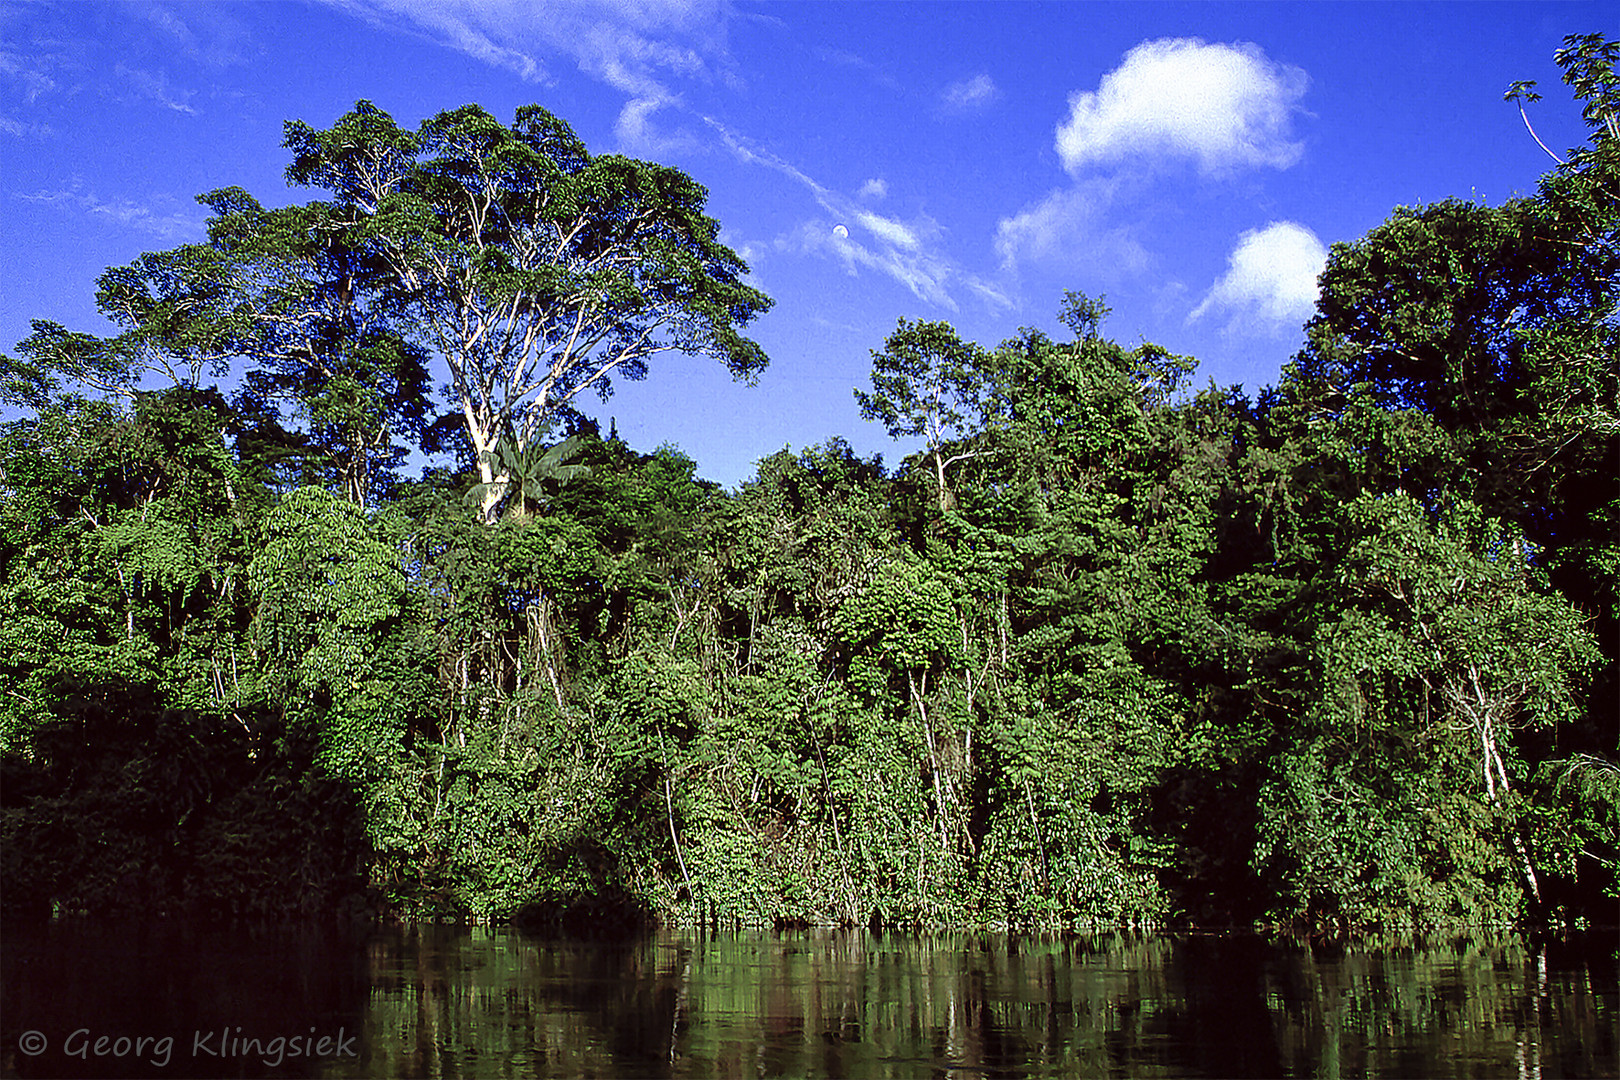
[[309, 1, 1007, 311], [993, 182, 1150, 278], [614, 95, 697, 155], [942, 73, 998, 111], [325, 0, 730, 151], [1190, 221, 1327, 332], [16, 187, 206, 242], [728, 237, 765, 268], [807, 221, 957, 309], [855, 210, 919, 250], [114, 62, 198, 114], [708, 118, 1006, 312], [1057, 38, 1307, 176], [383, 7, 545, 79]]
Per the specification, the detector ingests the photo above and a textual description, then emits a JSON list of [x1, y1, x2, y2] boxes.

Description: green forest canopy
[[1, 35, 1614, 931]]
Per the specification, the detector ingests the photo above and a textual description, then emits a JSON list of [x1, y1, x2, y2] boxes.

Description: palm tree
[[466, 427, 591, 521]]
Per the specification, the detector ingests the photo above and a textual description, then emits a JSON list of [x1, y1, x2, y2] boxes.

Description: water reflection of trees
[[7, 923, 1604, 1078], [338, 928, 1616, 1079], [1258, 934, 1617, 1080]]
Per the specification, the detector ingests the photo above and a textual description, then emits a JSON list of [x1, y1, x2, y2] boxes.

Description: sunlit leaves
[[1324, 493, 1599, 738], [284, 100, 771, 517], [247, 487, 412, 780], [856, 318, 994, 511], [466, 430, 591, 520], [832, 557, 958, 692]]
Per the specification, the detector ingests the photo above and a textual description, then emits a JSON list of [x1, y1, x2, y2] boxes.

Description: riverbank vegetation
[[3, 35, 1615, 933]]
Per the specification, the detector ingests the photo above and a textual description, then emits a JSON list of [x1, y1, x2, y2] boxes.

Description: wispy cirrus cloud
[[0, 49, 59, 104], [855, 210, 920, 251], [0, 17, 80, 137], [324, 0, 732, 152], [993, 181, 1151, 278], [803, 221, 961, 309], [114, 63, 198, 114], [0, 114, 53, 138], [1057, 37, 1308, 177], [1190, 221, 1327, 334], [15, 187, 206, 242], [312, 1, 1008, 310], [815, 45, 901, 93], [708, 118, 1007, 312], [1, 6, 232, 132], [129, 2, 253, 68]]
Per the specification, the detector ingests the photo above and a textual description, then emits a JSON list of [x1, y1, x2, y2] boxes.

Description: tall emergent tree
[[12, 101, 771, 518], [13, 196, 434, 509], [197, 186, 434, 508], [855, 318, 988, 510], [1304, 32, 1617, 623], [281, 102, 773, 520]]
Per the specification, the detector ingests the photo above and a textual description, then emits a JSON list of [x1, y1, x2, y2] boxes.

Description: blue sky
[[1, 1, 1605, 488]]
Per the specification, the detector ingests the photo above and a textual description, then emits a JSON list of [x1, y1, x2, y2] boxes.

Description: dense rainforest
[[2, 35, 1616, 934]]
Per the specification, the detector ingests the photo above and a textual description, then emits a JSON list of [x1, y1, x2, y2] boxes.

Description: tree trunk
[[931, 451, 957, 511], [911, 670, 952, 856], [529, 597, 566, 711]]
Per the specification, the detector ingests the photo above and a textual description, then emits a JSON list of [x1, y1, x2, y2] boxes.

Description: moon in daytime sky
[[833, 223, 849, 238]]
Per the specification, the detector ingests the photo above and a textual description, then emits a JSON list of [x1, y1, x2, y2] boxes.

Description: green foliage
[[247, 486, 420, 783], [833, 557, 958, 690], [281, 100, 772, 520], [1534, 754, 1620, 903], [467, 428, 592, 520], [4, 48, 1614, 930], [855, 318, 988, 509]]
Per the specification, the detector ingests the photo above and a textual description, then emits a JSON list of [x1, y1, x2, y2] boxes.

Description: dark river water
[[2, 921, 1614, 1078]]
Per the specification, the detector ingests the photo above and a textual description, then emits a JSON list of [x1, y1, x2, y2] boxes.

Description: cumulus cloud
[[995, 38, 1310, 277], [1190, 221, 1327, 332], [1057, 37, 1307, 176], [858, 177, 887, 200], [942, 73, 998, 111]]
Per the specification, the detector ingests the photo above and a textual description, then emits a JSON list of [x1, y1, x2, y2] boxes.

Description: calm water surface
[[3, 922, 1614, 1078]]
